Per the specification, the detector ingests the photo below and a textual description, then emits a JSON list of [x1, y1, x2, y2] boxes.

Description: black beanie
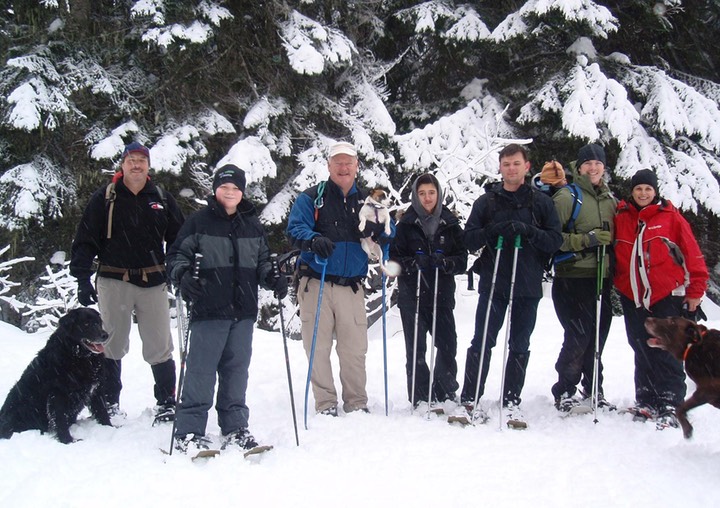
[[213, 164, 246, 193], [577, 143, 606, 167], [630, 169, 658, 192]]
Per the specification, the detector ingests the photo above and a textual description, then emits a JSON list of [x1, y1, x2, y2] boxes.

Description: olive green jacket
[[553, 162, 617, 278]]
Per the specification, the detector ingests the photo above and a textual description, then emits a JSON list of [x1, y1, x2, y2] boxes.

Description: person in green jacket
[[550, 144, 617, 412]]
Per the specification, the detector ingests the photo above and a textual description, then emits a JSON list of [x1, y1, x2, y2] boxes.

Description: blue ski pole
[[304, 255, 328, 430]]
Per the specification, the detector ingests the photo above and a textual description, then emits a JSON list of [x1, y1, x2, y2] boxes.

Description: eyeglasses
[[125, 157, 149, 165]]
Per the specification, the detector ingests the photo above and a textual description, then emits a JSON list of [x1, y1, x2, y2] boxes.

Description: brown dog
[[645, 316, 720, 439]]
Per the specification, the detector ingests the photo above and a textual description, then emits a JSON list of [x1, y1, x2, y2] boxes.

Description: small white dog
[[358, 188, 399, 276]]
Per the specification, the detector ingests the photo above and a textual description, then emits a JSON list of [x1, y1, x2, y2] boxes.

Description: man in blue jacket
[[287, 141, 393, 416]]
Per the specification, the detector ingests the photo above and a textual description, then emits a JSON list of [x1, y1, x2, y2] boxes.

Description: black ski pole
[[498, 235, 521, 430], [471, 236, 503, 422], [592, 221, 610, 423], [168, 253, 202, 455], [271, 254, 299, 446]]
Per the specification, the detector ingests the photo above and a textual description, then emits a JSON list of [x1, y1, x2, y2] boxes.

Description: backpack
[[104, 181, 168, 239]]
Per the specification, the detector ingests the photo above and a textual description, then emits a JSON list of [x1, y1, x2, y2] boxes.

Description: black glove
[[180, 271, 205, 302], [77, 279, 98, 306], [267, 272, 289, 299], [311, 236, 335, 258], [362, 221, 386, 241], [485, 222, 507, 244], [414, 252, 432, 271], [498, 221, 533, 239], [431, 252, 452, 272]]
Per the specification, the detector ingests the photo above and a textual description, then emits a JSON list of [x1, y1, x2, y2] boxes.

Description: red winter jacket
[[613, 199, 708, 309]]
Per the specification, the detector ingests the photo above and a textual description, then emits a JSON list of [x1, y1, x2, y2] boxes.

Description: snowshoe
[[619, 404, 656, 423], [655, 406, 680, 431], [555, 393, 587, 414], [318, 406, 338, 417], [106, 403, 127, 420], [174, 434, 218, 460], [504, 402, 528, 430], [222, 429, 273, 458], [152, 400, 175, 426]]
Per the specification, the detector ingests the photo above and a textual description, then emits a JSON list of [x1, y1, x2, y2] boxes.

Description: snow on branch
[[4, 51, 76, 131], [492, 0, 618, 42], [0, 245, 34, 299], [279, 10, 356, 75], [623, 65, 720, 153], [395, 94, 525, 219], [142, 21, 215, 47], [443, 5, 492, 42], [518, 58, 638, 145], [395, 1, 457, 33], [0, 157, 75, 230]]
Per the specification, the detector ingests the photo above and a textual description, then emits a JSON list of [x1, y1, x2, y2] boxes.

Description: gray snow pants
[[174, 318, 254, 437]]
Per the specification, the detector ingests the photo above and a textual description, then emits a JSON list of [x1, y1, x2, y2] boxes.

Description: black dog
[[645, 316, 720, 439], [0, 308, 112, 443]]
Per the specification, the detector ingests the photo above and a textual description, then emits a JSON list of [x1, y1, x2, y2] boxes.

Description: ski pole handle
[[270, 253, 281, 280], [495, 236, 504, 250], [192, 253, 203, 279], [514, 235, 522, 249]]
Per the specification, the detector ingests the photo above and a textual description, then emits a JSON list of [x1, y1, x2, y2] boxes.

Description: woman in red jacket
[[614, 169, 708, 428]]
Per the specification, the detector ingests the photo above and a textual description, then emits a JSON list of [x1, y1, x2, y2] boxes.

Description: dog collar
[[683, 343, 693, 363]]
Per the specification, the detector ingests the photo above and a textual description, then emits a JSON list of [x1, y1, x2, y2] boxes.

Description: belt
[[298, 263, 363, 291], [99, 264, 165, 283]]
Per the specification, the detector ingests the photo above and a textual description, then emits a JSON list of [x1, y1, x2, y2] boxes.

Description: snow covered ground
[[2, 281, 720, 508]]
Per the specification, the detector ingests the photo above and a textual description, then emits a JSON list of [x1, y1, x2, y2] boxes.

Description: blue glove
[[414, 252, 432, 271]]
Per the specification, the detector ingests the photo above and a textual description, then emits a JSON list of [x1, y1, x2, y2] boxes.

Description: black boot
[[503, 351, 530, 406], [151, 359, 176, 424], [460, 348, 492, 404], [152, 358, 176, 404], [102, 358, 122, 405]]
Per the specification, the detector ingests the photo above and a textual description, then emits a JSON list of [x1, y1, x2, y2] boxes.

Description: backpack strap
[[313, 181, 326, 222], [104, 181, 168, 240], [105, 183, 116, 240], [564, 184, 583, 233]]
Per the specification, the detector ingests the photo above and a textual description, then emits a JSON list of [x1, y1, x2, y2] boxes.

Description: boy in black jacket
[[390, 173, 467, 408], [166, 165, 287, 453]]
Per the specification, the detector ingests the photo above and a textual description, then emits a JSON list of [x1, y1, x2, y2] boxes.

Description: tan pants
[[96, 277, 173, 364], [298, 276, 368, 412]]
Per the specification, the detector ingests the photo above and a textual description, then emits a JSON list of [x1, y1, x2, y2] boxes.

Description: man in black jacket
[[461, 144, 562, 421], [71, 142, 184, 422]]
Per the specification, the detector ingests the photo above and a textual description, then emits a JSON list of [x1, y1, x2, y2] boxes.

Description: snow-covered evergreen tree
[[1, 0, 719, 315]]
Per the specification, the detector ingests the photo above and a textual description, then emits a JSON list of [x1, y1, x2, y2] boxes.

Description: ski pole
[[304, 254, 328, 430], [471, 236, 504, 421], [498, 235, 521, 430], [425, 266, 440, 420], [425, 238, 445, 420], [168, 253, 202, 455], [271, 254, 299, 446], [409, 258, 423, 414], [592, 222, 609, 423], [382, 252, 389, 417]]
